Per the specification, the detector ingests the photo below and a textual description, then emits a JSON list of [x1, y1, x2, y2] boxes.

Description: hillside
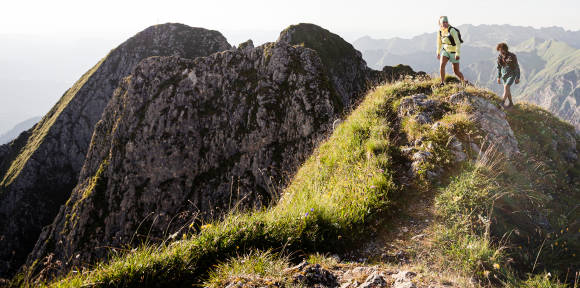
[[354, 24, 580, 131], [0, 23, 231, 278], [17, 24, 424, 283], [13, 78, 577, 288]]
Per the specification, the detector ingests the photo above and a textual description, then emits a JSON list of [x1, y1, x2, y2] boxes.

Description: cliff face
[[523, 69, 580, 131], [0, 23, 230, 277], [25, 23, 388, 277], [278, 23, 371, 108]]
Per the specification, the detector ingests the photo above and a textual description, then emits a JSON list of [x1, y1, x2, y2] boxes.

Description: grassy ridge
[[34, 79, 578, 287], [38, 81, 431, 288]]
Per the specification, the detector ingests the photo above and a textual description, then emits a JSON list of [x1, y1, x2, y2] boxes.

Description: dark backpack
[[440, 26, 464, 46]]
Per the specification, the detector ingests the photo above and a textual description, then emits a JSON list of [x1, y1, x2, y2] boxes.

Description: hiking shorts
[[441, 49, 460, 64], [503, 76, 516, 85]]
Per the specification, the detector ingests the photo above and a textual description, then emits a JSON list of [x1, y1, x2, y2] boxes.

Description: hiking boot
[[437, 82, 445, 87]]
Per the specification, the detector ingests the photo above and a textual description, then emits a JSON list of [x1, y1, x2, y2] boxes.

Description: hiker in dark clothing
[[496, 42, 520, 108]]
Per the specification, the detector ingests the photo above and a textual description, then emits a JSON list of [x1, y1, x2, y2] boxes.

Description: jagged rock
[[0, 23, 230, 278], [359, 272, 388, 288], [449, 138, 467, 162], [393, 282, 417, 288], [26, 24, 374, 278], [293, 264, 338, 287], [238, 39, 254, 50], [414, 113, 432, 124], [412, 151, 432, 162], [225, 281, 244, 288], [392, 271, 417, 287], [449, 92, 519, 157], [398, 93, 443, 124], [284, 260, 309, 274], [277, 23, 370, 109]]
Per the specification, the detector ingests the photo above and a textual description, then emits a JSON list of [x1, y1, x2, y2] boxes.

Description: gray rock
[[0, 23, 231, 278], [393, 282, 417, 288], [398, 94, 443, 126], [360, 272, 387, 288], [294, 264, 338, 287], [449, 92, 519, 158], [412, 151, 432, 162], [392, 271, 417, 283], [278, 23, 371, 109], [238, 39, 254, 50], [414, 113, 432, 124], [25, 24, 374, 279], [452, 150, 467, 162]]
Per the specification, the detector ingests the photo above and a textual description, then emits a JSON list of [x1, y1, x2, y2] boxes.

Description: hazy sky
[[3, 0, 580, 40], [1, 0, 579, 134]]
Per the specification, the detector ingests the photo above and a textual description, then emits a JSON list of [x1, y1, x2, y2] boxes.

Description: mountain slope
[[35, 79, 579, 288], [23, 23, 405, 280], [0, 23, 231, 278]]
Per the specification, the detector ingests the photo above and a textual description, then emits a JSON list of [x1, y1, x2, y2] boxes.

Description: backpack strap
[[447, 26, 457, 46]]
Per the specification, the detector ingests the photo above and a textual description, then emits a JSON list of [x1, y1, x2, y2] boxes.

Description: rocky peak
[[278, 23, 370, 109], [24, 24, 389, 279], [0, 23, 230, 278]]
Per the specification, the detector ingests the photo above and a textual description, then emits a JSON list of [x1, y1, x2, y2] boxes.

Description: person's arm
[[497, 57, 502, 83], [437, 30, 442, 57], [513, 54, 521, 81], [450, 28, 461, 57]]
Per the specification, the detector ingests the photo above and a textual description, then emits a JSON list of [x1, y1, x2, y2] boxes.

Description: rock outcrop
[[398, 91, 520, 179], [278, 23, 371, 108], [26, 23, 383, 277], [0, 23, 230, 277], [523, 69, 580, 132], [449, 91, 520, 157]]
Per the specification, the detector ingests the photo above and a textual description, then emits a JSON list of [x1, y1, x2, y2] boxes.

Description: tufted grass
[[204, 250, 295, 288], [34, 79, 433, 288], [28, 78, 579, 288]]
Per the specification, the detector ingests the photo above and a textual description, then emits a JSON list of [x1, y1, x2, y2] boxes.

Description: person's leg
[[439, 56, 449, 85], [505, 84, 513, 106], [452, 62, 465, 84], [501, 82, 508, 106]]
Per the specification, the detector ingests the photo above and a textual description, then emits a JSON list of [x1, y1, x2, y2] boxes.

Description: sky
[[1, 0, 580, 134]]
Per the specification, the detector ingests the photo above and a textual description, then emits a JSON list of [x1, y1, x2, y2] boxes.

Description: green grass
[[31, 79, 579, 288], [433, 161, 510, 284], [204, 250, 294, 288], [431, 100, 579, 286], [36, 80, 420, 288]]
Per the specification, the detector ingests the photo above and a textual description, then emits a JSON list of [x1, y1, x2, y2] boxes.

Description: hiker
[[496, 42, 520, 108], [436, 16, 466, 86]]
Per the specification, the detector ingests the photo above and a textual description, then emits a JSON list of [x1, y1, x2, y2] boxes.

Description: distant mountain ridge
[[353, 24, 580, 131], [0, 117, 41, 145]]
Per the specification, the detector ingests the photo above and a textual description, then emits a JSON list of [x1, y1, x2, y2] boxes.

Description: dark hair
[[496, 42, 509, 52]]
